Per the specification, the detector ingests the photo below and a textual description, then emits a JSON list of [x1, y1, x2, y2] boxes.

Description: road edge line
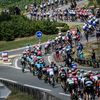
[[59, 92, 70, 96], [0, 78, 52, 92]]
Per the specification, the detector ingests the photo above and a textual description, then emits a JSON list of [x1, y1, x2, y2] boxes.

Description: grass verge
[[6, 89, 35, 100], [0, 22, 84, 51], [0, 34, 57, 51], [83, 41, 100, 59]]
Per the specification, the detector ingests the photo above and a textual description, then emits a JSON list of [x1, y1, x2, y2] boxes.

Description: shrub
[[53, 22, 67, 27], [0, 15, 60, 41], [0, 11, 11, 22], [61, 24, 69, 32], [0, 21, 15, 41]]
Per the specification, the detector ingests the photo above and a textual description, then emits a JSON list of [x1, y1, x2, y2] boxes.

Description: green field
[[0, 34, 57, 51], [7, 89, 36, 100], [0, 22, 83, 51]]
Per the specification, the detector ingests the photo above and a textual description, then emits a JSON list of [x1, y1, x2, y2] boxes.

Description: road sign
[[2, 52, 8, 62], [36, 31, 42, 39]]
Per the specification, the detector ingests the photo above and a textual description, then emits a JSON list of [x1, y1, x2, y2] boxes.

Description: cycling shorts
[[84, 86, 94, 94], [68, 83, 74, 93]]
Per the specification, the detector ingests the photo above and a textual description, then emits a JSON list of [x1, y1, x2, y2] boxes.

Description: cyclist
[[59, 68, 67, 92], [96, 76, 100, 98], [67, 75, 75, 96], [21, 56, 27, 73], [47, 66, 55, 87], [53, 63, 58, 83], [59, 69, 67, 83], [83, 74, 95, 100]]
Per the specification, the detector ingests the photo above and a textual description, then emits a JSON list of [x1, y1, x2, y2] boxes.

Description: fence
[[0, 79, 61, 100]]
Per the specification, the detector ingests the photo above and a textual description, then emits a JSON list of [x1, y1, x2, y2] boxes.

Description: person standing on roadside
[[85, 32, 89, 42], [91, 49, 96, 62], [96, 28, 100, 42]]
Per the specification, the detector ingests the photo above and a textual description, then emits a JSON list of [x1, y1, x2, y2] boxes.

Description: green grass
[[0, 34, 57, 51], [86, 0, 100, 8], [83, 41, 100, 59], [0, 22, 84, 51], [7, 89, 35, 100]]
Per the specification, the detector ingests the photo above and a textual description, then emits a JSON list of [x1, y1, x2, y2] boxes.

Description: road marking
[[48, 56, 52, 63], [0, 78, 18, 84], [14, 58, 31, 72], [8, 54, 22, 59], [0, 78, 52, 92], [48, 55, 56, 64], [15, 58, 22, 70], [24, 84, 52, 92], [2, 42, 46, 53], [59, 92, 70, 96]]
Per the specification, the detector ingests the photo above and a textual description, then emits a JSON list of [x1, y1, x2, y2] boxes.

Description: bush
[[0, 21, 15, 41], [61, 24, 69, 32], [8, 6, 21, 15], [0, 14, 60, 41], [53, 22, 67, 27], [0, 11, 11, 22]]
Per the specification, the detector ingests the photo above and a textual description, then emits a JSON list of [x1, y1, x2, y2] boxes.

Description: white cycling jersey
[[67, 78, 74, 84], [47, 68, 54, 76]]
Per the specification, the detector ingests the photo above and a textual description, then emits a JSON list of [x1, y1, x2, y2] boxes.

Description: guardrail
[[0, 79, 61, 100]]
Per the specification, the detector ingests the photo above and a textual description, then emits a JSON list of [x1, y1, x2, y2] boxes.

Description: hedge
[[0, 12, 59, 41], [61, 24, 69, 32], [0, 9, 70, 41]]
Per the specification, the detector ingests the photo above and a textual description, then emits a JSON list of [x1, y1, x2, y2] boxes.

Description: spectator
[[85, 32, 89, 42], [91, 49, 96, 62], [96, 28, 100, 42]]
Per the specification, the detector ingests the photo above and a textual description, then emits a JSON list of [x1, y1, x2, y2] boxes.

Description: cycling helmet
[[58, 32, 62, 36], [69, 70, 71, 73], [86, 74, 90, 78], [88, 70, 92, 74], [80, 69, 84, 73], [84, 73, 87, 77], [23, 51, 26, 54]]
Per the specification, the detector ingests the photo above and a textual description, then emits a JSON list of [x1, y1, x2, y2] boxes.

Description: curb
[[1, 42, 46, 53]]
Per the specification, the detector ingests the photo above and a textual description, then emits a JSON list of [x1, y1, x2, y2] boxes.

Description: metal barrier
[[0, 79, 61, 100]]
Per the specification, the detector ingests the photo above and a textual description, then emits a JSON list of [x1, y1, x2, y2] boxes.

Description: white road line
[[0, 78, 52, 92], [24, 84, 52, 92], [0, 78, 18, 84], [48, 56, 52, 63], [59, 92, 70, 97], [15, 58, 21, 70], [15, 58, 29, 72]]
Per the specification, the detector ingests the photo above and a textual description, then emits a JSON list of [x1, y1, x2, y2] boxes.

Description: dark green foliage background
[[0, 11, 69, 41]]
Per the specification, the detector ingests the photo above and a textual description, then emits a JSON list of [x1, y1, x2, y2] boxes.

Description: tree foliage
[[0, 13, 63, 41]]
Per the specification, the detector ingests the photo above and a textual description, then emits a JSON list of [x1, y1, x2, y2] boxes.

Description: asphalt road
[[0, 65, 71, 100], [0, 1, 99, 100], [0, 53, 100, 100]]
